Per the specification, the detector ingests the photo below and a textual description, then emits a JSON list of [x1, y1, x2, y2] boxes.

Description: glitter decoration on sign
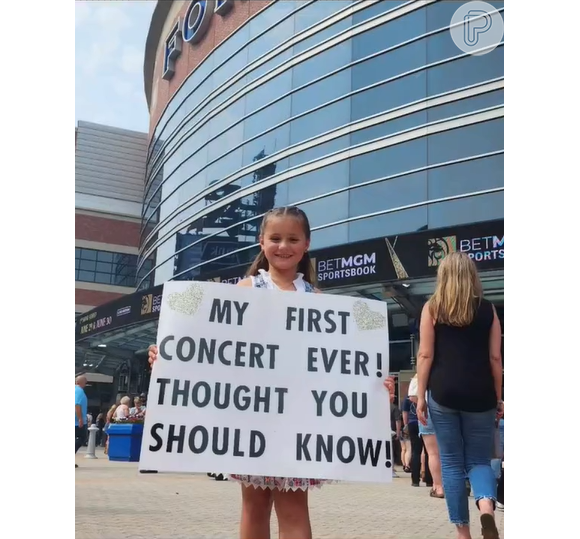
[[167, 283, 205, 316], [352, 300, 386, 331]]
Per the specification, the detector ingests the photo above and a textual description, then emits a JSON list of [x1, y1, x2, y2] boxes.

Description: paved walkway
[[75, 449, 503, 539]]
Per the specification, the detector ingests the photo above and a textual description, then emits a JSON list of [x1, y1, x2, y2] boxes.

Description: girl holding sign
[[149, 206, 396, 539]]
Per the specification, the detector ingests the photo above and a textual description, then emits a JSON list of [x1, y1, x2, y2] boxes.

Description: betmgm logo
[[141, 294, 153, 315], [141, 293, 162, 315], [450, 1, 504, 56], [427, 236, 457, 268]]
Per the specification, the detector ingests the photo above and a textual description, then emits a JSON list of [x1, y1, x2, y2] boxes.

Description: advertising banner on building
[[75, 285, 163, 340], [314, 219, 504, 288], [75, 220, 503, 343], [139, 281, 392, 483]]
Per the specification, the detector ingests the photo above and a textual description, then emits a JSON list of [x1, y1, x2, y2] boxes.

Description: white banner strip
[[503, 21, 580, 45]]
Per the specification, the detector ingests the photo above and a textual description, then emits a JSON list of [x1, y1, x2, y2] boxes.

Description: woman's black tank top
[[428, 298, 496, 412]]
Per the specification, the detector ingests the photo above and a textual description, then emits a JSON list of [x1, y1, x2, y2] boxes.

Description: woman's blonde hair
[[428, 252, 483, 326], [120, 396, 131, 405]]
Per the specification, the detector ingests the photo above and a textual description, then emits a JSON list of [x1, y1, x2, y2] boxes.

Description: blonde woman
[[416, 253, 503, 539], [114, 397, 131, 420]]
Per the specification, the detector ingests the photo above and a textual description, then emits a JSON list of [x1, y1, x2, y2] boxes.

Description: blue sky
[[0, 0, 155, 131], [75, 1, 156, 134]]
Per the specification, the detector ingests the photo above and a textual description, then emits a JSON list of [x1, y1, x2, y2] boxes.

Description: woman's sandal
[[429, 489, 445, 499], [480, 514, 500, 539]]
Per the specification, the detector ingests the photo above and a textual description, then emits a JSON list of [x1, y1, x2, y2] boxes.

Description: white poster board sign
[[139, 281, 391, 483]]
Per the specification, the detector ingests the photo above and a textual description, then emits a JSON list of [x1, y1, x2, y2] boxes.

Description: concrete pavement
[[75, 449, 503, 539]]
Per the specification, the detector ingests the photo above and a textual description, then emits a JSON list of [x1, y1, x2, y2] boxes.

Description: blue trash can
[[107, 423, 144, 462]]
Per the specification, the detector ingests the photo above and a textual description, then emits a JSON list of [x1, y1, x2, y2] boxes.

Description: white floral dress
[[228, 270, 330, 491]]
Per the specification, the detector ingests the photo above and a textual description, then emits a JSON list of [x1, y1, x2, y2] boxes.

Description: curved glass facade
[[138, 0, 504, 288]]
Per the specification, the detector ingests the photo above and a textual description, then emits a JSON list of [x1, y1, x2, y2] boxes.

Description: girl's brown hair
[[246, 206, 317, 285], [427, 252, 484, 326]]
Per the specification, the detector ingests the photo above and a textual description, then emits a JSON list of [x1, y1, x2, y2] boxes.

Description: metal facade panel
[[75, 121, 148, 204]]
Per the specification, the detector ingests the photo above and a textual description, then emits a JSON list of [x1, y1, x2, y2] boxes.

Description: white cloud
[[78, 40, 120, 76], [76, 1, 135, 76], [120, 45, 144, 75], [95, 2, 133, 32], [75, 1, 155, 132], [75, 2, 92, 27], [113, 80, 135, 97]]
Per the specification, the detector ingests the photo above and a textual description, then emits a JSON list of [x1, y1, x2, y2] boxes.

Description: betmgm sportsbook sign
[[163, 0, 242, 80]]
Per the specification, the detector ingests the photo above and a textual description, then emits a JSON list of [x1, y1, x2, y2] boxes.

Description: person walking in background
[[75, 375, 88, 468], [390, 390, 402, 477], [103, 402, 118, 454], [95, 412, 105, 447], [408, 374, 444, 498], [402, 392, 432, 488], [416, 252, 503, 539]]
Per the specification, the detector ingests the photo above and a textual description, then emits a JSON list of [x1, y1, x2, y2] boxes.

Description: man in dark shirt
[[390, 402, 402, 473], [403, 395, 432, 487]]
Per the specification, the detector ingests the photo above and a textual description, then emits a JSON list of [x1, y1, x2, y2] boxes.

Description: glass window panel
[[429, 192, 580, 228], [348, 171, 428, 241], [427, 118, 504, 164], [349, 171, 428, 217], [287, 160, 349, 204], [301, 192, 349, 236], [79, 259, 96, 271], [208, 98, 245, 140], [75, 259, 80, 269], [78, 270, 94, 282], [293, 2, 352, 55], [242, 124, 291, 168], [96, 251, 113, 262], [243, 96, 292, 141], [429, 118, 577, 163], [294, 0, 351, 34], [245, 71, 293, 118], [96, 262, 112, 273], [428, 153, 580, 199], [348, 207, 428, 243], [291, 69, 351, 117], [427, 90, 504, 123], [352, 40, 427, 91], [311, 223, 349, 249], [80, 249, 97, 260], [290, 98, 351, 145], [289, 135, 350, 170], [75, 248, 80, 258], [349, 138, 428, 186], [247, 10, 295, 63], [426, 1, 504, 33], [352, 9, 426, 60], [351, 110, 427, 147], [94, 273, 112, 285], [352, 1, 408, 25], [253, 47, 294, 82], [351, 71, 427, 122], [292, 42, 352, 89], [247, 0, 298, 41]]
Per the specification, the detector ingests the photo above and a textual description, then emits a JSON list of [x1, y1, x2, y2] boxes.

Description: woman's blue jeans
[[428, 393, 497, 525]]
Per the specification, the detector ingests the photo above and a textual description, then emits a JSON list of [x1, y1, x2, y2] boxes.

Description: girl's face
[[260, 215, 310, 273]]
